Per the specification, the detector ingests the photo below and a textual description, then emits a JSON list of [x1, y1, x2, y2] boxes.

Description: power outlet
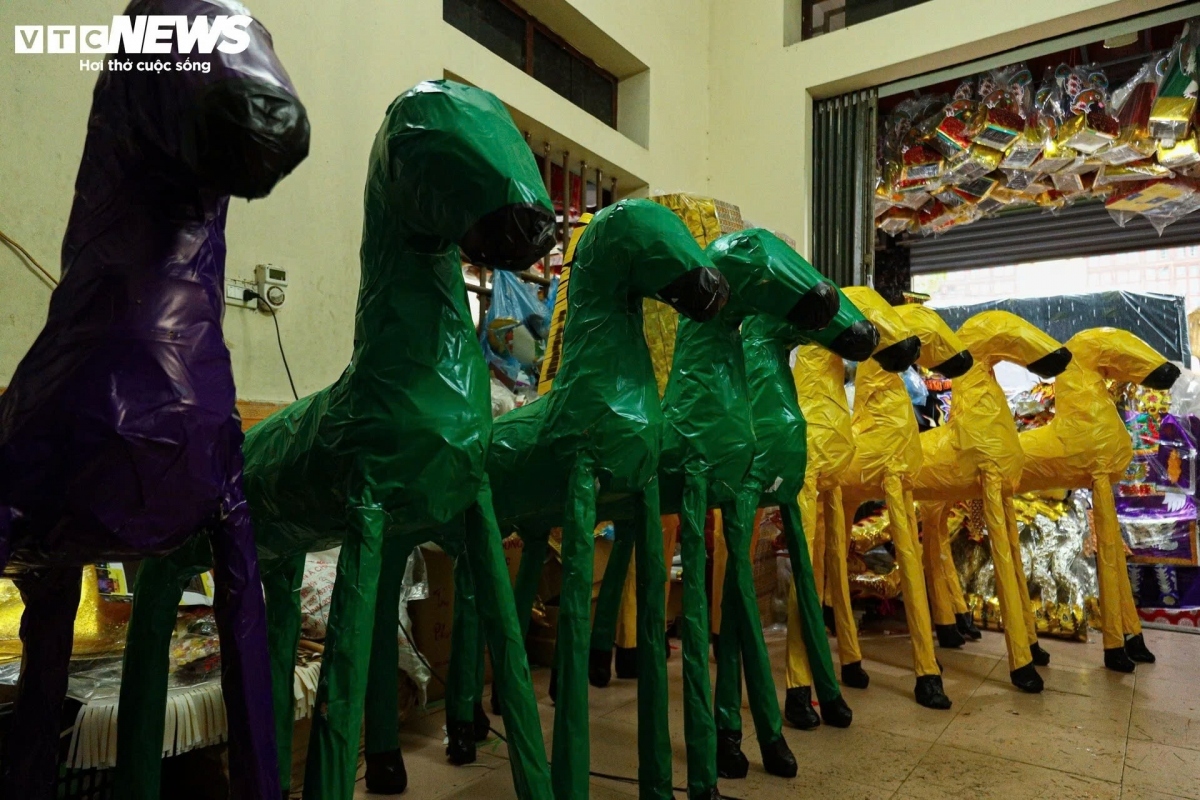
[[225, 278, 257, 309]]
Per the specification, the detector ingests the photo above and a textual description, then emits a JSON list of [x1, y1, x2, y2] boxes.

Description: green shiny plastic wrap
[[462, 199, 729, 800], [119, 80, 558, 800], [713, 294, 877, 720], [655, 230, 840, 794]]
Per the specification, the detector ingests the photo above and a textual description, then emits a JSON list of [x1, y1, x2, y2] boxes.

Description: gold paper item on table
[[0, 566, 131, 659], [849, 512, 892, 555], [848, 566, 902, 601]]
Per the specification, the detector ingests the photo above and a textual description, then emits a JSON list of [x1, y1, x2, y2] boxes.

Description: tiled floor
[[352, 624, 1200, 799]]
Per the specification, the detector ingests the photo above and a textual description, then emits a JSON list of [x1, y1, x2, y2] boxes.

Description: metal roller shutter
[[907, 201, 1200, 275], [812, 89, 877, 287]]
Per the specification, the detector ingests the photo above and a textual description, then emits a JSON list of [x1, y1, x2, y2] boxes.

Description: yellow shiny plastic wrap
[[537, 214, 592, 395], [794, 287, 910, 485], [1020, 329, 1171, 490], [1018, 327, 1176, 650], [914, 312, 1067, 499], [0, 566, 130, 659]]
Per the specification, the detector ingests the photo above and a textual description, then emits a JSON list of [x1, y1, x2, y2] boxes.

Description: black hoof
[[490, 681, 502, 716], [716, 728, 749, 780], [690, 788, 722, 800], [955, 612, 982, 640], [589, 648, 613, 687], [1010, 663, 1044, 693], [1030, 642, 1051, 667], [819, 694, 853, 728], [615, 646, 638, 679], [914, 675, 952, 710], [548, 667, 558, 703], [1125, 633, 1156, 663], [823, 605, 837, 636], [446, 721, 476, 765], [365, 748, 408, 794], [760, 734, 798, 778], [784, 686, 820, 730], [841, 661, 870, 689], [1104, 646, 1136, 673], [936, 623, 965, 649], [472, 701, 490, 742]]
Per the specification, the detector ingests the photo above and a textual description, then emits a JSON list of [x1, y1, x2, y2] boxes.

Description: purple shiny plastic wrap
[[0, 1, 308, 797]]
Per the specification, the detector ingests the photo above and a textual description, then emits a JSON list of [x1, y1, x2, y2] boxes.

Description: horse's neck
[[553, 270, 650, 392], [948, 362, 1006, 425], [1051, 363, 1107, 416], [746, 330, 798, 420], [352, 220, 471, 372], [664, 314, 747, 417], [56, 125, 228, 330]]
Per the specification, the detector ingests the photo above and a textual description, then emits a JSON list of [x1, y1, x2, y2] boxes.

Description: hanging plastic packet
[[1058, 64, 1120, 154], [1095, 159, 1174, 186], [1033, 68, 1077, 173], [1103, 54, 1162, 165], [974, 64, 1031, 151], [878, 207, 918, 235], [1150, 20, 1200, 145]]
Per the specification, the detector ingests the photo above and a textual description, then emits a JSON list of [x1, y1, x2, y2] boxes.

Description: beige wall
[[707, 0, 1178, 255], [0, 0, 1179, 402], [0, 0, 711, 402]]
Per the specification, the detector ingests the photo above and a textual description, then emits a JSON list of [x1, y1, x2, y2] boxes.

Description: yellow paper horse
[[807, 300, 971, 711], [913, 311, 1071, 693], [776, 288, 911, 722], [929, 328, 1178, 671]]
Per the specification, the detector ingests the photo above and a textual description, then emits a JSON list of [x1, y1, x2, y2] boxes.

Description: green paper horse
[[366, 198, 732, 800], [116, 81, 561, 800], [702, 296, 918, 770]]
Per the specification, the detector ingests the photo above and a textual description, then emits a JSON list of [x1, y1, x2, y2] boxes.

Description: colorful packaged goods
[[876, 22, 1200, 238], [1150, 21, 1200, 145]]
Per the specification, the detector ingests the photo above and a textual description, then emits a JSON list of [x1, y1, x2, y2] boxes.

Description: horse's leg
[[262, 553, 306, 800], [783, 581, 818, 729], [209, 472, 282, 800], [302, 505, 388, 800], [1003, 495, 1048, 667], [632, 478, 672, 800], [676, 476, 718, 799], [722, 490, 796, 779], [1091, 477, 1143, 671], [880, 478, 949, 708], [784, 483, 819, 730], [0, 567, 81, 800], [933, 502, 977, 637], [446, 545, 484, 764], [779, 495, 852, 726], [589, 517, 635, 686], [712, 512, 748, 779], [803, 481, 827, 607], [980, 474, 1041, 693], [922, 502, 957, 629], [549, 457, 598, 799], [465, 477, 552, 800], [116, 538, 213, 800], [823, 486, 866, 689], [363, 537, 412, 792], [1107, 480, 1153, 663], [490, 529, 548, 716]]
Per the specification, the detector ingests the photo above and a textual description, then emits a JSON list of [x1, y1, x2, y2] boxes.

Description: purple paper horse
[[0, 2, 308, 797]]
